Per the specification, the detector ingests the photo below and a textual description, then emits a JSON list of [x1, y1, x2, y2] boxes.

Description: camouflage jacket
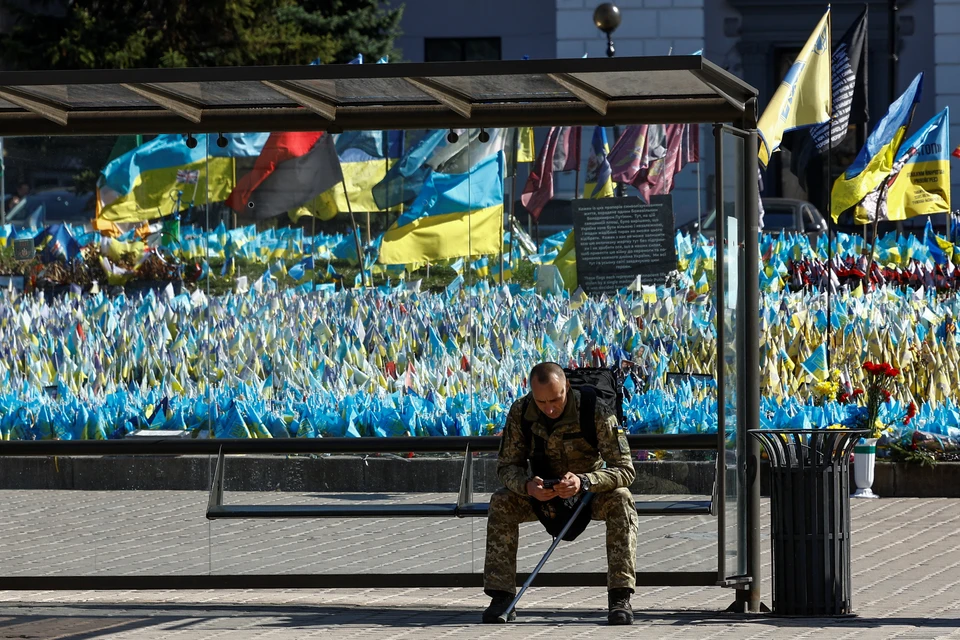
[[497, 388, 636, 496]]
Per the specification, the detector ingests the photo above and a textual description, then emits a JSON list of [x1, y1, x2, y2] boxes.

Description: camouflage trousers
[[483, 487, 638, 595]]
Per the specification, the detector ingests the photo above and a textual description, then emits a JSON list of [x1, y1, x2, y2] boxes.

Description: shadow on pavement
[[0, 604, 957, 631]]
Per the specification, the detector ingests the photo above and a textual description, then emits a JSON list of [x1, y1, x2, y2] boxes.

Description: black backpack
[[519, 366, 624, 449], [519, 367, 624, 540]]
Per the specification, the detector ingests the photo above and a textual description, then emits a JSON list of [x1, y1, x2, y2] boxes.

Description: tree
[[0, 0, 404, 70], [0, 0, 403, 203]]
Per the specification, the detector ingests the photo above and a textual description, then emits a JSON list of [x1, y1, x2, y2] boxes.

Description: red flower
[[838, 391, 850, 404], [904, 401, 918, 425], [881, 389, 892, 402], [863, 361, 886, 376], [852, 388, 865, 398]]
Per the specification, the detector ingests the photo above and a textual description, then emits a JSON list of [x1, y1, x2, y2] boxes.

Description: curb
[[0, 457, 951, 497]]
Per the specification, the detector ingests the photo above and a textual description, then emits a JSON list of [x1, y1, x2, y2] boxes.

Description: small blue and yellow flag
[[583, 126, 614, 199]]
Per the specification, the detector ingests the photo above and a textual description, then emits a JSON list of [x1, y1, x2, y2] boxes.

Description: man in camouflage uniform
[[483, 362, 638, 625]]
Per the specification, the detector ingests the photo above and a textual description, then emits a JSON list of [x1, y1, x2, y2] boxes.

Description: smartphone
[[541, 479, 560, 489]]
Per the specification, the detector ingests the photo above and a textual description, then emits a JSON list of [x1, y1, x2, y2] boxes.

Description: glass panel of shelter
[[718, 126, 745, 579], [0, 122, 736, 581], [196, 127, 479, 577]]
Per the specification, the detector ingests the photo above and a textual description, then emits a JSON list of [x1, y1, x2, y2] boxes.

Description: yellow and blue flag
[[832, 72, 923, 220], [372, 129, 449, 210], [98, 133, 268, 223], [855, 107, 951, 223], [379, 151, 505, 265], [924, 217, 954, 265], [757, 8, 831, 167], [583, 126, 614, 199], [306, 130, 404, 218]]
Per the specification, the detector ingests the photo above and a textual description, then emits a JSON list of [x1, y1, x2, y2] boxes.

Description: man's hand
[[554, 472, 581, 499], [526, 476, 557, 502]]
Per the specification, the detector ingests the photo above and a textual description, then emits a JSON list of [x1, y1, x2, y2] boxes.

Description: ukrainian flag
[[832, 72, 923, 220], [372, 129, 449, 210], [306, 130, 404, 219], [582, 126, 614, 198], [379, 151, 505, 265], [97, 133, 268, 223], [757, 8, 831, 167], [879, 107, 951, 221], [553, 231, 578, 291]]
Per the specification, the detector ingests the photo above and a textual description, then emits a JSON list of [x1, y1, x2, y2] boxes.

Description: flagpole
[[0, 137, 5, 225], [503, 128, 521, 286], [311, 185, 317, 251], [826, 113, 833, 371], [862, 5, 871, 248], [695, 131, 702, 233], [341, 181, 369, 288], [574, 152, 581, 200], [865, 176, 893, 289], [825, 7, 833, 373], [509, 133, 519, 283], [232, 157, 238, 230]]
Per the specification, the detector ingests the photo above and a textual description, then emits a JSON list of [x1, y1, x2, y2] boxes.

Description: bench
[[205, 435, 719, 520], [0, 435, 735, 590]]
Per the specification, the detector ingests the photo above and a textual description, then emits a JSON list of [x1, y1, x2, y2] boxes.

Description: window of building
[[424, 37, 501, 62]]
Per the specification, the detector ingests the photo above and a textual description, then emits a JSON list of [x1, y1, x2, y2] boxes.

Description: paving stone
[[0, 493, 957, 637]]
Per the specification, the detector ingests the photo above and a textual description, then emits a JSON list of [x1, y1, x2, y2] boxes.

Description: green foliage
[[0, 0, 404, 70], [0, 0, 403, 197], [886, 441, 938, 469]]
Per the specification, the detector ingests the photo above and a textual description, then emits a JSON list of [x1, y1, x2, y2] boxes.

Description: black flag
[[783, 6, 869, 196]]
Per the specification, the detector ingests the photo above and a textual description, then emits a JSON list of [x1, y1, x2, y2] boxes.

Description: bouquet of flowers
[[839, 361, 917, 439]]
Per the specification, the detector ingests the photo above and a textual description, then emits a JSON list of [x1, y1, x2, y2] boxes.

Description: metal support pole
[[0, 137, 5, 225], [888, 1, 899, 104], [743, 117, 762, 614], [889, 0, 902, 237]]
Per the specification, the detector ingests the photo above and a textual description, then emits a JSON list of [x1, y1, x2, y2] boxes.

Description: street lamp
[[594, 3, 623, 194], [593, 3, 621, 58]]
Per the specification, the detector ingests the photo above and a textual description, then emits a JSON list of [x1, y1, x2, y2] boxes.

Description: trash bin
[[749, 428, 866, 616]]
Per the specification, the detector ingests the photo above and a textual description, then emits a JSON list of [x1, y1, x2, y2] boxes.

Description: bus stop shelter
[[0, 55, 762, 613]]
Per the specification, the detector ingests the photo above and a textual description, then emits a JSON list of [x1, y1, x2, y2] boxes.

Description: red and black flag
[[226, 132, 343, 220]]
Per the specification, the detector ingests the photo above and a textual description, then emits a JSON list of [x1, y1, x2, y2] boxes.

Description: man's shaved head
[[529, 362, 565, 386]]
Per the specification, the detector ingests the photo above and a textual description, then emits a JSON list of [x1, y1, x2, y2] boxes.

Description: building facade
[[397, 0, 953, 228]]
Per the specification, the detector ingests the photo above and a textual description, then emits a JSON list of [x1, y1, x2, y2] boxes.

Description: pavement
[[0, 492, 959, 638]]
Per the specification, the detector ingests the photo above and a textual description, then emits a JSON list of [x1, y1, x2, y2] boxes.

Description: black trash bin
[[749, 428, 866, 616]]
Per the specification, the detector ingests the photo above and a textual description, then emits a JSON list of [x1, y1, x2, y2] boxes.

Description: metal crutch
[[497, 491, 594, 623]]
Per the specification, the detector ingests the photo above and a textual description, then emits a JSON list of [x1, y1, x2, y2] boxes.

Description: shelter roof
[[0, 55, 757, 136]]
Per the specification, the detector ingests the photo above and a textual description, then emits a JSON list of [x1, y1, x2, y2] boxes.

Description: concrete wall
[[0, 456, 717, 495]]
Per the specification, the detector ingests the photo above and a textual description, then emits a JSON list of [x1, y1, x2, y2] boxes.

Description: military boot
[[482, 591, 517, 623], [607, 588, 634, 625]]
